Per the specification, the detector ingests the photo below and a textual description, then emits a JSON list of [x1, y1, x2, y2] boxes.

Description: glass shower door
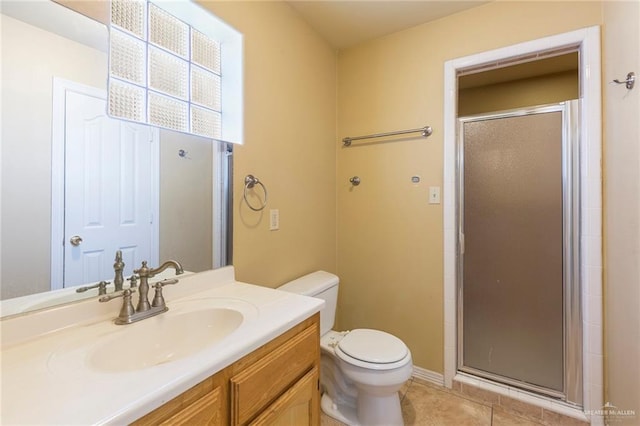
[[457, 102, 580, 400]]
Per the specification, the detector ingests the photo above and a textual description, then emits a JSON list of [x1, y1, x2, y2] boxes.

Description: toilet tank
[[278, 271, 339, 336]]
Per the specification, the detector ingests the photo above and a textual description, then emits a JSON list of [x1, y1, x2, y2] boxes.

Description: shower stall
[[456, 101, 582, 404]]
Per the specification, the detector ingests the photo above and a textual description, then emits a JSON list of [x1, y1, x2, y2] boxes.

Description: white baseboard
[[412, 366, 444, 387]]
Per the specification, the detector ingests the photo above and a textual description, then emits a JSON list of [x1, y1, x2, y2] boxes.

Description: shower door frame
[[456, 102, 582, 404]]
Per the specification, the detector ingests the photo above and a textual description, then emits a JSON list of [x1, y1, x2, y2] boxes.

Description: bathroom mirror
[[0, 0, 232, 317]]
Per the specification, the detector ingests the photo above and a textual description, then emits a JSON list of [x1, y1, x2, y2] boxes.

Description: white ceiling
[[286, 1, 489, 49]]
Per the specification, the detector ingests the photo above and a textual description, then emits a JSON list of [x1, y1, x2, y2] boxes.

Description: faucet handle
[[151, 279, 179, 309], [127, 275, 138, 288], [97, 280, 109, 295], [76, 280, 110, 295], [99, 289, 137, 324], [99, 288, 136, 303]]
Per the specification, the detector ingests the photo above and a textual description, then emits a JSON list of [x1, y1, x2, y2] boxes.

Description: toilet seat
[[334, 329, 410, 371]]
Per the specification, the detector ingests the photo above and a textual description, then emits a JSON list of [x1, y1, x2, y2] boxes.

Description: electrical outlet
[[270, 209, 279, 230]]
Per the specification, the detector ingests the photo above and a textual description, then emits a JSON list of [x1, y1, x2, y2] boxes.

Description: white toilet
[[279, 271, 413, 426]]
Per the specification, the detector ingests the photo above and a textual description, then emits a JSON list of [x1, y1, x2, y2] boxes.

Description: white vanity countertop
[[0, 266, 323, 425]]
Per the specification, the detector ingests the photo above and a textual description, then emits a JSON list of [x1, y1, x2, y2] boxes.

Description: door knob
[[70, 235, 83, 246]]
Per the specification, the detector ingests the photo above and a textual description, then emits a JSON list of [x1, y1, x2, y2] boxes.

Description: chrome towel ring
[[243, 174, 268, 211]]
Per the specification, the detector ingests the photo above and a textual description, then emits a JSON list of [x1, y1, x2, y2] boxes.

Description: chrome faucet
[[99, 259, 183, 325]]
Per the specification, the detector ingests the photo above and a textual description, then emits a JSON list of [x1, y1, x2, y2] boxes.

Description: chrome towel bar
[[342, 125, 432, 146]]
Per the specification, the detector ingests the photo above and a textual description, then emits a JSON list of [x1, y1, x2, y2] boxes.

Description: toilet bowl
[[278, 271, 413, 426]]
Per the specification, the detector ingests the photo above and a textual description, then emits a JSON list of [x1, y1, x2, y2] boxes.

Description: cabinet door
[[249, 366, 319, 426], [231, 323, 319, 424], [159, 387, 223, 426]]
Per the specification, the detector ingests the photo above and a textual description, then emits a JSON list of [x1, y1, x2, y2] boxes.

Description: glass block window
[[111, 0, 146, 38], [148, 46, 189, 100], [108, 79, 146, 122], [192, 29, 221, 74], [148, 3, 189, 58], [108, 0, 223, 139], [110, 29, 146, 85]]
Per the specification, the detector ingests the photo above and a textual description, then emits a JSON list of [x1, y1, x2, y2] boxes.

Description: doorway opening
[[443, 26, 602, 418]]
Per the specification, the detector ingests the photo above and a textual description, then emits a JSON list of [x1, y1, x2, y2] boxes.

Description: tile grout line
[[488, 393, 494, 425], [400, 377, 414, 403]]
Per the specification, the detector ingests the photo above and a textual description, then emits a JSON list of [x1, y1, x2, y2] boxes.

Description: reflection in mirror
[[0, 1, 232, 317]]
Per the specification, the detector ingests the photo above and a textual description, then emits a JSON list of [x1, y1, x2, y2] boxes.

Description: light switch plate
[[270, 209, 279, 230], [429, 186, 441, 204]]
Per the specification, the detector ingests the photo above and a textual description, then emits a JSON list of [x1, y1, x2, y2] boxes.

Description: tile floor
[[320, 379, 589, 426]]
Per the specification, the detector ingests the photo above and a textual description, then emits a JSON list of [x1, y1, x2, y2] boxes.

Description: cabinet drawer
[[231, 323, 319, 425], [132, 375, 225, 426], [159, 387, 222, 426]]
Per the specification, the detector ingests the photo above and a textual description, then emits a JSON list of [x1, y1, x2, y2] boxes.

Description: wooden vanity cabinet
[[132, 313, 320, 426]]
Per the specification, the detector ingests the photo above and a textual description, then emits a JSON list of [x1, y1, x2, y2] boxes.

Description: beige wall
[[199, 1, 338, 287], [337, 1, 602, 371], [459, 70, 578, 116], [603, 0, 640, 421], [159, 130, 213, 273]]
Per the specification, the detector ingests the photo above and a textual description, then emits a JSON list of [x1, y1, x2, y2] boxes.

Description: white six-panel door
[[63, 88, 158, 287]]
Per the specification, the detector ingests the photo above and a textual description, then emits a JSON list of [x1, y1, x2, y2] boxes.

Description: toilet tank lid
[[278, 271, 338, 296]]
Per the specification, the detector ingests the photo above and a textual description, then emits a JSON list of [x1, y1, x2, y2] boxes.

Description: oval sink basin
[[88, 308, 243, 372]]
